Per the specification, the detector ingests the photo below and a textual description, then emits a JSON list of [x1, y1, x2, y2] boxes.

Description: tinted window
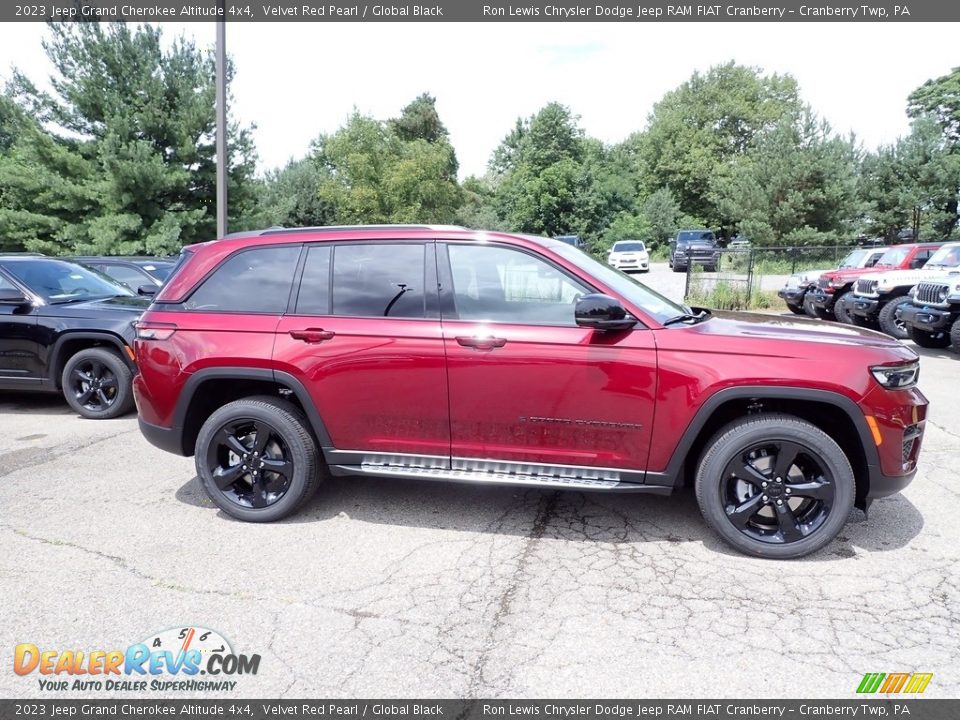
[[613, 242, 645, 252], [295, 246, 332, 315], [2, 259, 133, 303], [0, 274, 17, 292], [184, 246, 300, 313], [676, 230, 715, 244], [138, 263, 174, 281], [100, 264, 151, 290], [332, 243, 425, 318], [447, 244, 589, 325]]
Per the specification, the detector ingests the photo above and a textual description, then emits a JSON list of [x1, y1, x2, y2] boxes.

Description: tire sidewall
[[878, 297, 911, 339], [195, 400, 317, 522], [696, 416, 855, 559], [61, 348, 133, 420]]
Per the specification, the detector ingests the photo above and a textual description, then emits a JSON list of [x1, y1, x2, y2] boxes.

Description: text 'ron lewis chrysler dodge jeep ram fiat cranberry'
[[132, 226, 928, 559]]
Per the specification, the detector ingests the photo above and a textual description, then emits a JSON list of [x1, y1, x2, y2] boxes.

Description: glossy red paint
[[134, 226, 928, 497], [817, 243, 942, 292]]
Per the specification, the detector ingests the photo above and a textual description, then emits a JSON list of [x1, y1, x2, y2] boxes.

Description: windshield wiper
[[663, 309, 711, 326]]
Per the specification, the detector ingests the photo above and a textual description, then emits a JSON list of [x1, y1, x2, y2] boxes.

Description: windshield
[[676, 230, 715, 244], [552, 243, 688, 324], [612, 241, 645, 252], [926, 244, 960, 267], [875, 247, 909, 267], [838, 249, 868, 268], [3, 259, 134, 303]]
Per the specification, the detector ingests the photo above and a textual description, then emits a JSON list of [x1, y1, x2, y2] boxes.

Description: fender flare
[[50, 331, 134, 385]]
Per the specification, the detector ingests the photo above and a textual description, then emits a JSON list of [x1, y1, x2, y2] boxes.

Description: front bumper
[[777, 287, 807, 304], [852, 296, 881, 318], [859, 384, 928, 503], [808, 288, 836, 310], [898, 303, 954, 332], [612, 260, 649, 271]]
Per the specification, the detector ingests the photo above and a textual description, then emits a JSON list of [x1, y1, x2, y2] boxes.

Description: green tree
[[640, 62, 801, 224], [908, 67, 960, 146], [1, 22, 257, 255], [641, 188, 681, 250], [254, 158, 335, 228], [710, 109, 860, 246]]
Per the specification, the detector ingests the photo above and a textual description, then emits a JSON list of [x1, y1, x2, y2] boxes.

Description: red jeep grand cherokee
[[133, 226, 927, 559]]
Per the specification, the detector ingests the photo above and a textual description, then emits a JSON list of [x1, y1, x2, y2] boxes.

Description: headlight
[[870, 361, 919, 389], [908, 286, 918, 297]]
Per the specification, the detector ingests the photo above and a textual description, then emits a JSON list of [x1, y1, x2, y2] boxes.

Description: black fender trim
[[172, 367, 334, 453], [645, 386, 880, 489], [50, 331, 135, 385]]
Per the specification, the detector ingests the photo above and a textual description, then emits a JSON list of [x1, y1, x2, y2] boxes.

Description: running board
[[329, 463, 670, 493]]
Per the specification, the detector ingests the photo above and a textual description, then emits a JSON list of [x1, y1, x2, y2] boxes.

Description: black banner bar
[[2, 0, 955, 23], [1, 700, 959, 720]]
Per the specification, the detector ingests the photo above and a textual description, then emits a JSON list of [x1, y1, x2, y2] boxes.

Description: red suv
[[133, 226, 928, 559]]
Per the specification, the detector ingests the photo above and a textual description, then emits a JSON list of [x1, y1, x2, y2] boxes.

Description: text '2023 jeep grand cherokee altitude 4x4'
[[133, 226, 928, 559]]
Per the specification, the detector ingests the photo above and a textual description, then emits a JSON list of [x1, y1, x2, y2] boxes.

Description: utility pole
[[215, 12, 227, 238]]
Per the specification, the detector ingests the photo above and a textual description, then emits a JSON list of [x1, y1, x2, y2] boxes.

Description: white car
[[607, 240, 649, 273]]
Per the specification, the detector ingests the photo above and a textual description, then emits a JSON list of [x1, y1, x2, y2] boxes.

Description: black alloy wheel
[[195, 397, 321, 522], [696, 414, 854, 559], [61, 347, 134, 419]]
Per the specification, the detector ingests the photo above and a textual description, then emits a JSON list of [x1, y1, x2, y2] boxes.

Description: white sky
[[0, 22, 957, 179]]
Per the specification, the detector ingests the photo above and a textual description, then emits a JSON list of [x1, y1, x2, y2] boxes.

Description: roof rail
[[248, 224, 468, 237]]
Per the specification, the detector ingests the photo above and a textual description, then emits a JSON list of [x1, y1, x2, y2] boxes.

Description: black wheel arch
[[172, 368, 334, 458], [50, 332, 135, 388], [646, 386, 880, 511]]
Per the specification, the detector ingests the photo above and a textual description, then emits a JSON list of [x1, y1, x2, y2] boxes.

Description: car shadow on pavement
[[174, 471, 924, 561], [911, 345, 957, 362], [0, 391, 73, 416]]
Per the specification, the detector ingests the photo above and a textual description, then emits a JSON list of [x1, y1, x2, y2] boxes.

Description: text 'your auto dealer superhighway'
[[482, 5, 905, 18]]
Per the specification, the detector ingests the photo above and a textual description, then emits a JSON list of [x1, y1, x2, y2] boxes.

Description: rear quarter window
[[183, 245, 301, 313]]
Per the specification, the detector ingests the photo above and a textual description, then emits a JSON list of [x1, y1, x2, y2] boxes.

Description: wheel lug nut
[[762, 495, 768, 502], [776, 499, 783, 506], [785, 489, 791, 494], [762, 482, 768, 488]]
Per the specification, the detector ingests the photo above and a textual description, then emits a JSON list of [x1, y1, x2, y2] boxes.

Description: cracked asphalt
[[1, 333, 958, 699]]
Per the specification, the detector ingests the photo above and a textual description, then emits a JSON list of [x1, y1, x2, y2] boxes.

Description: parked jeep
[[777, 247, 887, 317], [133, 225, 927, 560], [0, 256, 148, 418], [808, 243, 938, 323], [850, 242, 960, 338], [899, 271, 960, 350]]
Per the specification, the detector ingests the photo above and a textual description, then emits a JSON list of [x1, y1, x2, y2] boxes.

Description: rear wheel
[[195, 396, 321, 522], [878, 297, 911, 339], [908, 325, 951, 349], [61, 347, 134, 419], [695, 414, 854, 559]]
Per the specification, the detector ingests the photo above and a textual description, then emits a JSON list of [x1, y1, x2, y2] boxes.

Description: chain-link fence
[[683, 245, 860, 310]]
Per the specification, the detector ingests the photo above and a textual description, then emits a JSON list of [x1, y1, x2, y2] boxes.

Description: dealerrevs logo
[[13, 626, 260, 692]]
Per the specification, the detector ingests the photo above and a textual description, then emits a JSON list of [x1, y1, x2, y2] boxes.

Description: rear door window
[[331, 243, 426, 318]]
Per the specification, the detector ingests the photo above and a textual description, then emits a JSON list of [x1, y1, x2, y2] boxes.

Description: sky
[[0, 22, 957, 179]]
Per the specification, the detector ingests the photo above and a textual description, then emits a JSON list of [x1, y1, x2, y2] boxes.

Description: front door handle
[[455, 335, 507, 350], [289, 328, 335, 344]]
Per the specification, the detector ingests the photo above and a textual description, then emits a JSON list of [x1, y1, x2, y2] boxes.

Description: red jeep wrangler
[[133, 226, 927, 559], [808, 243, 941, 324]]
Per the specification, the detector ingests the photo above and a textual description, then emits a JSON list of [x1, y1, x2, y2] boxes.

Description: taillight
[[135, 321, 177, 341]]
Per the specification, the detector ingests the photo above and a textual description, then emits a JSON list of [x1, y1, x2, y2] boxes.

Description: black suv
[[0, 256, 149, 418], [669, 230, 720, 273], [68, 256, 175, 296]]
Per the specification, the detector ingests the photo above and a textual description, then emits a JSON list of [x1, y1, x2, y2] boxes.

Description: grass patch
[[687, 277, 781, 311]]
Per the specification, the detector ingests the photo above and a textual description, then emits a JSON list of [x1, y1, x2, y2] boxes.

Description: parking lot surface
[[2, 266, 958, 699]]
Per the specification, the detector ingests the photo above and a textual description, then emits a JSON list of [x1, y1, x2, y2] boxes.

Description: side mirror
[[137, 284, 158, 297], [575, 293, 637, 332], [0, 287, 29, 305]]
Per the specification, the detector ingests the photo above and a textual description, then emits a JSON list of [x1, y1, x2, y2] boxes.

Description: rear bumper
[[139, 417, 187, 456], [899, 303, 953, 332]]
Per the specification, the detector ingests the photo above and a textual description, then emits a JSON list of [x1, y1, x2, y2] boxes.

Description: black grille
[[902, 424, 922, 466], [857, 278, 878, 295], [818, 276, 830, 289], [915, 282, 949, 305]]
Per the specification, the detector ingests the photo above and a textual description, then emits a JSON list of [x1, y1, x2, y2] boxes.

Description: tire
[[832, 293, 855, 325], [949, 317, 960, 354], [195, 396, 321, 522], [907, 325, 951, 349], [851, 312, 873, 328], [672, 264, 685, 273], [878, 298, 911, 339], [812, 304, 833, 320], [786, 302, 806, 315], [61, 347, 135, 419], [802, 294, 819, 318], [694, 413, 854, 559]]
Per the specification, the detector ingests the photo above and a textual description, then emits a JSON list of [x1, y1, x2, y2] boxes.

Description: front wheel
[[786, 301, 806, 315], [195, 396, 321, 522], [695, 413, 854, 559], [802, 294, 819, 318], [878, 298, 911, 339], [61, 347, 134, 419], [833, 293, 855, 325], [908, 325, 951, 349], [951, 317, 960, 354]]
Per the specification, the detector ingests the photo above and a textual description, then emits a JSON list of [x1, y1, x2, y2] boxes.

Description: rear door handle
[[289, 328, 335, 343], [455, 335, 507, 350]]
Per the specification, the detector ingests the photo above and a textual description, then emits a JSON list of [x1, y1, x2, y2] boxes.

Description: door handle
[[289, 328, 335, 343], [455, 335, 507, 350]]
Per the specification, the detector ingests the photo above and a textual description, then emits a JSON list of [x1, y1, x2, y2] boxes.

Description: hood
[[821, 264, 897, 281], [40, 294, 150, 318], [692, 310, 908, 350], [868, 266, 960, 291]]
